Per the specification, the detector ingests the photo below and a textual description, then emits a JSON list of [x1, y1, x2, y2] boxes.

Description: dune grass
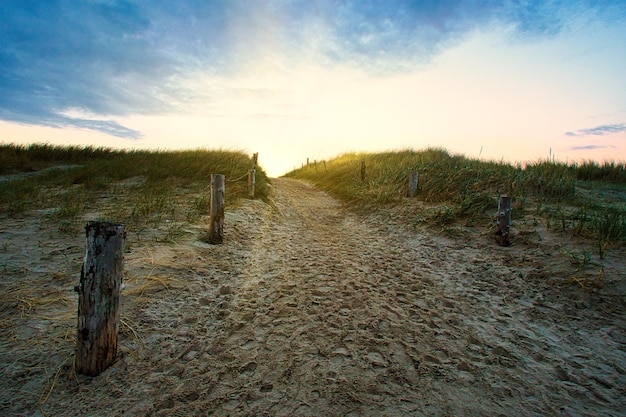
[[0, 143, 269, 239], [286, 148, 626, 255]]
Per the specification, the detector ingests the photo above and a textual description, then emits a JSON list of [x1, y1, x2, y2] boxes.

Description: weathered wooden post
[[248, 169, 256, 198], [408, 170, 419, 197], [361, 159, 366, 181], [495, 196, 512, 246], [75, 221, 126, 376], [208, 174, 225, 244]]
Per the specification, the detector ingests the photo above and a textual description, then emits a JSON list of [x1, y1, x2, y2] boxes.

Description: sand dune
[[1, 178, 624, 416]]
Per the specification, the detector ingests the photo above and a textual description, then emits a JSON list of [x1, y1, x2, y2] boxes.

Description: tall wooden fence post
[[75, 221, 126, 376], [248, 169, 256, 199], [208, 174, 225, 244], [495, 196, 512, 246], [408, 170, 419, 197]]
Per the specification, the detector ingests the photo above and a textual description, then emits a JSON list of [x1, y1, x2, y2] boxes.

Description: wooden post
[[361, 159, 366, 181], [208, 174, 225, 244], [408, 170, 419, 197], [252, 152, 258, 168], [307, 157, 310, 166], [495, 196, 512, 246], [75, 221, 126, 376], [248, 169, 256, 199]]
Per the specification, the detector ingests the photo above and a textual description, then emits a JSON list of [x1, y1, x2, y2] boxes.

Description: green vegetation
[[286, 148, 626, 256], [0, 143, 269, 240], [0, 143, 121, 175]]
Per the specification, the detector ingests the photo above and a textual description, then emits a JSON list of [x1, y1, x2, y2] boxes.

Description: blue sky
[[1, 0, 625, 176]]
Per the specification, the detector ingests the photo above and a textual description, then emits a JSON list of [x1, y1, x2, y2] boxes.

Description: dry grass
[[0, 144, 271, 225], [0, 143, 272, 415], [123, 273, 187, 298]]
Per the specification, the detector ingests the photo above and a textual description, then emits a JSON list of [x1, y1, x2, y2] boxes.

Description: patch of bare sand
[[1, 178, 624, 416]]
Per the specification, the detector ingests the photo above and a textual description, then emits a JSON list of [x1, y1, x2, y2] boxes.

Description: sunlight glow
[[2, 8, 625, 177]]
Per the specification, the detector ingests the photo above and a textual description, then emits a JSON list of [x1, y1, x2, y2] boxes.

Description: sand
[[1, 177, 624, 416]]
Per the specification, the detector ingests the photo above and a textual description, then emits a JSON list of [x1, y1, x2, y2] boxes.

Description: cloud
[[1, 0, 624, 138], [565, 123, 626, 137], [569, 144, 617, 151], [290, 0, 560, 72], [0, 0, 196, 138], [0, 108, 142, 139], [64, 118, 143, 139]]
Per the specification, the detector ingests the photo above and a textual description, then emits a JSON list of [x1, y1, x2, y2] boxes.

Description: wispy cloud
[[0, 109, 142, 139], [65, 118, 143, 139], [0, 0, 624, 138], [570, 144, 617, 151], [565, 123, 626, 137]]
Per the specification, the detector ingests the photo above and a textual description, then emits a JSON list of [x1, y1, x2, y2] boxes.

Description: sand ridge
[[1, 178, 624, 416]]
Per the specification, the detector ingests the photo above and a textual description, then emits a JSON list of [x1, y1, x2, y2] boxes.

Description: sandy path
[[150, 178, 624, 416], [3, 178, 625, 416]]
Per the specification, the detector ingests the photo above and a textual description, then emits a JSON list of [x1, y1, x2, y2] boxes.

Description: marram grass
[[286, 148, 626, 249], [0, 144, 270, 239]]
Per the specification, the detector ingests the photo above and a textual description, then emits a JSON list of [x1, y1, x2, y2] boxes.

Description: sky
[[1, 0, 625, 177]]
